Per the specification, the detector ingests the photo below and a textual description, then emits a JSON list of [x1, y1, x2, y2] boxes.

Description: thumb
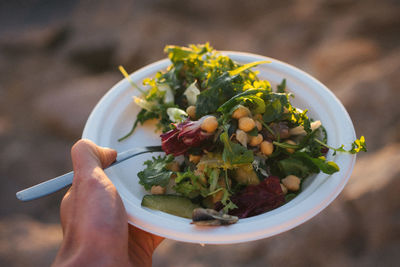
[[95, 145, 118, 169], [71, 139, 117, 173]]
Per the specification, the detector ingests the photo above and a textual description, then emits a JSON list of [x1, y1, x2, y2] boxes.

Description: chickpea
[[212, 179, 226, 203], [280, 183, 288, 195], [186, 105, 196, 119], [285, 140, 297, 154], [151, 185, 166, 195], [232, 105, 250, 119], [213, 190, 223, 203], [235, 129, 248, 147], [249, 134, 263, 146], [166, 161, 180, 172], [254, 113, 263, 120], [201, 116, 219, 133], [260, 140, 274, 156], [189, 154, 202, 164], [238, 117, 255, 132], [255, 120, 262, 131], [282, 175, 301, 191]]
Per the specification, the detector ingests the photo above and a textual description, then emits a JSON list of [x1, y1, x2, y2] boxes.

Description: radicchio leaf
[[160, 117, 213, 156]]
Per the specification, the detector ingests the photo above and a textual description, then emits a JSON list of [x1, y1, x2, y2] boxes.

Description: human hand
[[53, 139, 163, 267]]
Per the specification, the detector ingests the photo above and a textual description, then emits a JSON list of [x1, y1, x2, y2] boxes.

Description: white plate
[[82, 51, 356, 244]]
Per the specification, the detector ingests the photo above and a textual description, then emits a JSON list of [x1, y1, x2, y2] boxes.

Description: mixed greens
[[120, 43, 366, 225]]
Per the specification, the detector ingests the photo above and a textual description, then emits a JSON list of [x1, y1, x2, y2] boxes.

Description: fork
[[16, 146, 163, 201]]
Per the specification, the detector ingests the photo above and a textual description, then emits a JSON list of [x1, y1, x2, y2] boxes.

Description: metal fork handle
[[16, 146, 162, 201]]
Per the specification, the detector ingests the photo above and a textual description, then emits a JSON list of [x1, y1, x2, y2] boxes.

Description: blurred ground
[[0, 0, 399, 266]]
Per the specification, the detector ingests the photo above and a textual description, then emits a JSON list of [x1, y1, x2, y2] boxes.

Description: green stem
[[259, 120, 275, 136], [314, 138, 334, 150], [118, 120, 139, 142], [119, 65, 146, 94], [207, 188, 223, 196], [224, 169, 231, 192], [273, 141, 300, 149]]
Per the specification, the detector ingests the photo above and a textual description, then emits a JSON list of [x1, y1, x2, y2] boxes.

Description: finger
[[59, 187, 73, 234], [95, 145, 117, 169], [128, 224, 164, 251], [70, 139, 117, 179], [71, 139, 117, 183]]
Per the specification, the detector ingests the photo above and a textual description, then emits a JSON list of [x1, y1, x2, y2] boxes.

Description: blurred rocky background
[[0, 0, 399, 266]]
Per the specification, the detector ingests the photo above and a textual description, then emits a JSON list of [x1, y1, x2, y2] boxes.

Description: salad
[[119, 43, 366, 226]]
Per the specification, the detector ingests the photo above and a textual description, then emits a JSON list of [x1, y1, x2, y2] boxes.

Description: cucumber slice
[[141, 195, 201, 219]]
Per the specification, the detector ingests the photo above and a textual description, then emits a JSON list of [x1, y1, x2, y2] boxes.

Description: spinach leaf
[[138, 155, 174, 190]]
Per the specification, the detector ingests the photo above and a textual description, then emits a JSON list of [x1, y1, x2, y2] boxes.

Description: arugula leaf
[[217, 88, 266, 114], [277, 79, 286, 93], [263, 93, 290, 123], [196, 61, 269, 117], [174, 171, 208, 199], [196, 72, 241, 116], [247, 127, 259, 137], [263, 98, 283, 123], [220, 131, 254, 165], [221, 188, 238, 213], [288, 107, 311, 132], [138, 155, 174, 190], [309, 156, 340, 174], [278, 157, 312, 178], [278, 152, 339, 178]]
